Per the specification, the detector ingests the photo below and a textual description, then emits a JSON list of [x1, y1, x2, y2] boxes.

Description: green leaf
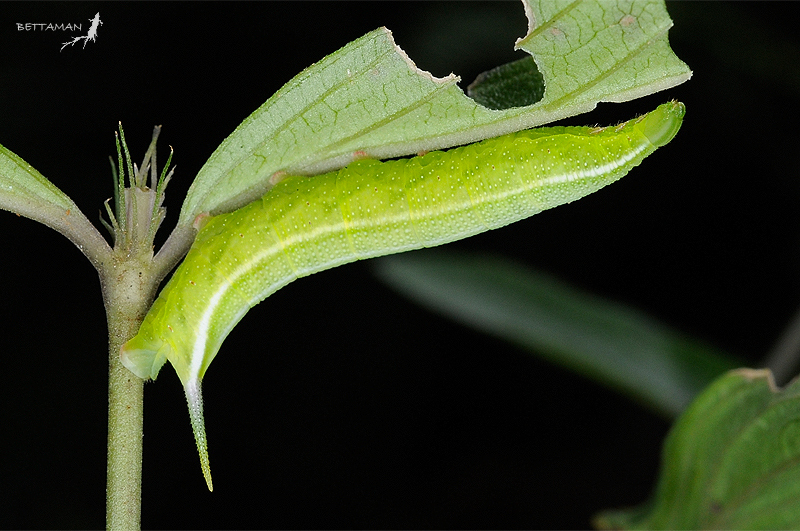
[[372, 251, 739, 418], [0, 144, 111, 267], [517, 0, 692, 106], [467, 57, 545, 110], [0, 143, 76, 214], [595, 369, 800, 530], [179, 0, 691, 226]]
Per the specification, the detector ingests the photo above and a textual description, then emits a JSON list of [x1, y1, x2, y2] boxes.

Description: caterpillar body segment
[[120, 101, 685, 489]]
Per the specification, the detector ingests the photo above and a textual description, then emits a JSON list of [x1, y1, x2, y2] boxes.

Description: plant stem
[[101, 125, 185, 529], [103, 260, 161, 530], [106, 337, 144, 530]]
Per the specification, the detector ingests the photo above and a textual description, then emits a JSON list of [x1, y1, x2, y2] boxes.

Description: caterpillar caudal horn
[[120, 101, 686, 490]]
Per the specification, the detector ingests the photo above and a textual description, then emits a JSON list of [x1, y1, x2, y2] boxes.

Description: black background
[[1, 2, 799, 529]]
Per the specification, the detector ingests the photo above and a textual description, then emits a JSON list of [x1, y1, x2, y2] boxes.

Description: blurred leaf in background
[[596, 369, 800, 529], [374, 250, 742, 418]]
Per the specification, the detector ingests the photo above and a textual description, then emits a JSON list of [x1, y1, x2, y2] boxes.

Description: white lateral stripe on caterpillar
[[536, 143, 649, 186], [120, 101, 686, 490], [185, 134, 652, 383]]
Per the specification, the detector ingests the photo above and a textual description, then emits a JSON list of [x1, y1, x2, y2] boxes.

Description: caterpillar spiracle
[[121, 101, 686, 490]]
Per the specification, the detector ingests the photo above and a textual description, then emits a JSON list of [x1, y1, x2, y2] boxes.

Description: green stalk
[[103, 257, 159, 530], [106, 325, 144, 530], [103, 125, 177, 530]]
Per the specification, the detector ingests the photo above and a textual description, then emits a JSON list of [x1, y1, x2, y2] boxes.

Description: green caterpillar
[[121, 101, 685, 490]]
